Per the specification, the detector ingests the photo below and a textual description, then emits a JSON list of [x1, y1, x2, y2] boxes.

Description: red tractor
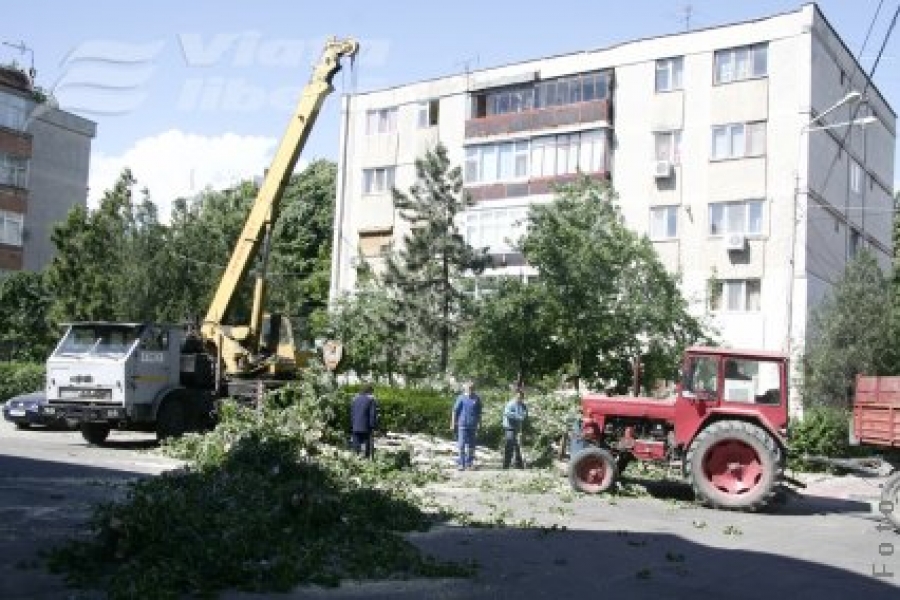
[[568, 347, 789, 510]]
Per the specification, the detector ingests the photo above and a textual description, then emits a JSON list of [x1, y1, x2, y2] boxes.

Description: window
[[711, 122, 766, 160], [850, 159, 863, 196], [649, 206, 678, 240], [530, 130, 607, 179], [0, 94, 30, 131], [0, 210, 23, 246], [710, 279, 761, 312], [464, 207, 528, 252], [714, 43, 768, 84], [723, 359, 782, 404], [470, 71, 610, 119], [365, 107, 398, 135], [849, 229, 862, 259], [682, 355, 719, 398], [362, 167, 395, 194], [358, 231, 392, 257], [417, 99, 439, 128], [708, 200, 764, 236], [654, 130, 682, 164], [655, 57, 684, 92], [0, 154, 28, 188]]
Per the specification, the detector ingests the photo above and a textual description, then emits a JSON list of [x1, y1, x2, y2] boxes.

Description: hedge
[[0, 362, 45, 401]]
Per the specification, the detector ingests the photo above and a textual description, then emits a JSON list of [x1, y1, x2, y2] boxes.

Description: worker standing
[[502, 387, 528, 469], [451, 382, 482, 471], [350, 384, 378, 459]]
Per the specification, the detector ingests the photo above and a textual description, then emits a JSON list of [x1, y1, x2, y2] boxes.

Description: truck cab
[[42, 322, 215, 444]]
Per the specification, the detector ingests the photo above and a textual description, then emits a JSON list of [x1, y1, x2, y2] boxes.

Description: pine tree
[[384, 143, 489, 375]]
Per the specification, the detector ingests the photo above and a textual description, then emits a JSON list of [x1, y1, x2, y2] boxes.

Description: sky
[[3, 1, 898, 220]]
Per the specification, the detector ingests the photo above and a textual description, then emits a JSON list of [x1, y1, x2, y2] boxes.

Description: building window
[[708, 200, 764, 236], [358, 230, 393, 258], [417, 99, 439, 128], [464, 207, 528, 252], [714, 43, 768, 84], [711, 122, 766, 160], [655, 57, 684, 92], [654, 130, 682, 164], [710, 279, 761, 312], [0, 94, 30, 131], [0, 154, 28, 188], [470, 71, 610, 118], [530, 129, 606, 179], [362, 167, 395, 194], [850, 159, 863, 196], [0, 210, 23, 246], [649, 206, 678, 240], [849, 229, 862, 259], [365, 107, 398, 135]]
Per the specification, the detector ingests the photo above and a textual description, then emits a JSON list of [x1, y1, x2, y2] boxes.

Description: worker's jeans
[[456, 427, 476, 468], [503, 428, 524, 469]]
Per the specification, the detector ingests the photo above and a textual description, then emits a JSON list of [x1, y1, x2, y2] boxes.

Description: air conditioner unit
[[724, 233, 746, 251], [653, 160, 673, 179]]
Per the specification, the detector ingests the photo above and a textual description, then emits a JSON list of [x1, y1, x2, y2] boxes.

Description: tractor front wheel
[[569, 447, 618, 494], [686, 420, 781, 511], [81, 423, 111, 445]]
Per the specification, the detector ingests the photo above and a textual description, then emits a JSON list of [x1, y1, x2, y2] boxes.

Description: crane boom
[[201, 37, 358, 377]]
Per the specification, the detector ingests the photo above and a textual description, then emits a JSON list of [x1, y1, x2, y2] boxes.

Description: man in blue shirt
[[502, 387, 528, 469], [350, 384, 378, 458], [451, 382, 482, 470]]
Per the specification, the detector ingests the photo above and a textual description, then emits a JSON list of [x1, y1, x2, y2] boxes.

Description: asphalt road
[[1, 422, 898, 600]]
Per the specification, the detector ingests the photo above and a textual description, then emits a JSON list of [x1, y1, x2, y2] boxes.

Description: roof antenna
[[2, 40, 35, 82], [680, 4, 694, 32]]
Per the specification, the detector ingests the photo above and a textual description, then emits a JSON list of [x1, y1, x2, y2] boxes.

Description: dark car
[[2, 391, 71, 430]]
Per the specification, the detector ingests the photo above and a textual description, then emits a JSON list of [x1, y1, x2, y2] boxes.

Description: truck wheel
[[686, 420, 781, 511], [81, 423, 110, 445], [880, 472, 900, 529], [569, 447, 618, 494], [156, 396, 187, 441]]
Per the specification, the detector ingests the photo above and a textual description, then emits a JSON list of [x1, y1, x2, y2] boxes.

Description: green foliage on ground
[[0, 362, 45, 400], [47, 368, 470, 599]]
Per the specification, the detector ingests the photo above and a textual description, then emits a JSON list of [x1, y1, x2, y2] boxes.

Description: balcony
[[466, 171, 609, 202], [465, 99, 610, 139]]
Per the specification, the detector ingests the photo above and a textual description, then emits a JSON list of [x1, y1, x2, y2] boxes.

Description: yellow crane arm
[[201, 38, 358, 344]]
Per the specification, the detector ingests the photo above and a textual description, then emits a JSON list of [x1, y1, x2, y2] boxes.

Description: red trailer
[[853, 375, 900, 527]]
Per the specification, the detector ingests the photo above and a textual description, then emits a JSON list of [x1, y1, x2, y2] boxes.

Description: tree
[[518, 176, 705, 391], [452, 277, 565, 386], [384, 143, 489, 375], [801, 251, 896, 408], [47, 170, 135, 322], [0, 271, 56, 361]]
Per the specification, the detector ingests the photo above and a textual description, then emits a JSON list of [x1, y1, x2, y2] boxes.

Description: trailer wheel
[[569, 447, 618, 494], [880, 472, 900, 529], [686, 420, 781, 511], [156, 395, 187, 441], [81, 423, 110, 445]]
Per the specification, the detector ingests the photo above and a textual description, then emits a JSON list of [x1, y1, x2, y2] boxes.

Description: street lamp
[[784, 91, 874, 360]]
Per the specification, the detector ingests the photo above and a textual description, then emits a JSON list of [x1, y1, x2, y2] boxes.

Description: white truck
[[40, 321, 216, 444]]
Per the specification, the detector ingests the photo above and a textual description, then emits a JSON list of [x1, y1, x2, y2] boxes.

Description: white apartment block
[[330, 3, 896, 392]]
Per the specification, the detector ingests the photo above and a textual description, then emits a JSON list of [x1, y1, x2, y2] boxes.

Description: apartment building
[[330, 4, 896, 391], [0, 65, 95, 272]]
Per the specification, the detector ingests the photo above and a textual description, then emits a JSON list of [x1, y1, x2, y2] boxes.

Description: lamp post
[[785, 91, 873, 362]]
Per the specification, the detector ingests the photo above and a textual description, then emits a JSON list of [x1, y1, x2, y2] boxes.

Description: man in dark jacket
[[350, 384, 378, 458]]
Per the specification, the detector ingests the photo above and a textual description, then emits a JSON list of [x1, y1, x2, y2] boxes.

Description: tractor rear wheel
[[686, 420, 781, 511], [880, 472, 900, 529], [569, 447, 618, 494]]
